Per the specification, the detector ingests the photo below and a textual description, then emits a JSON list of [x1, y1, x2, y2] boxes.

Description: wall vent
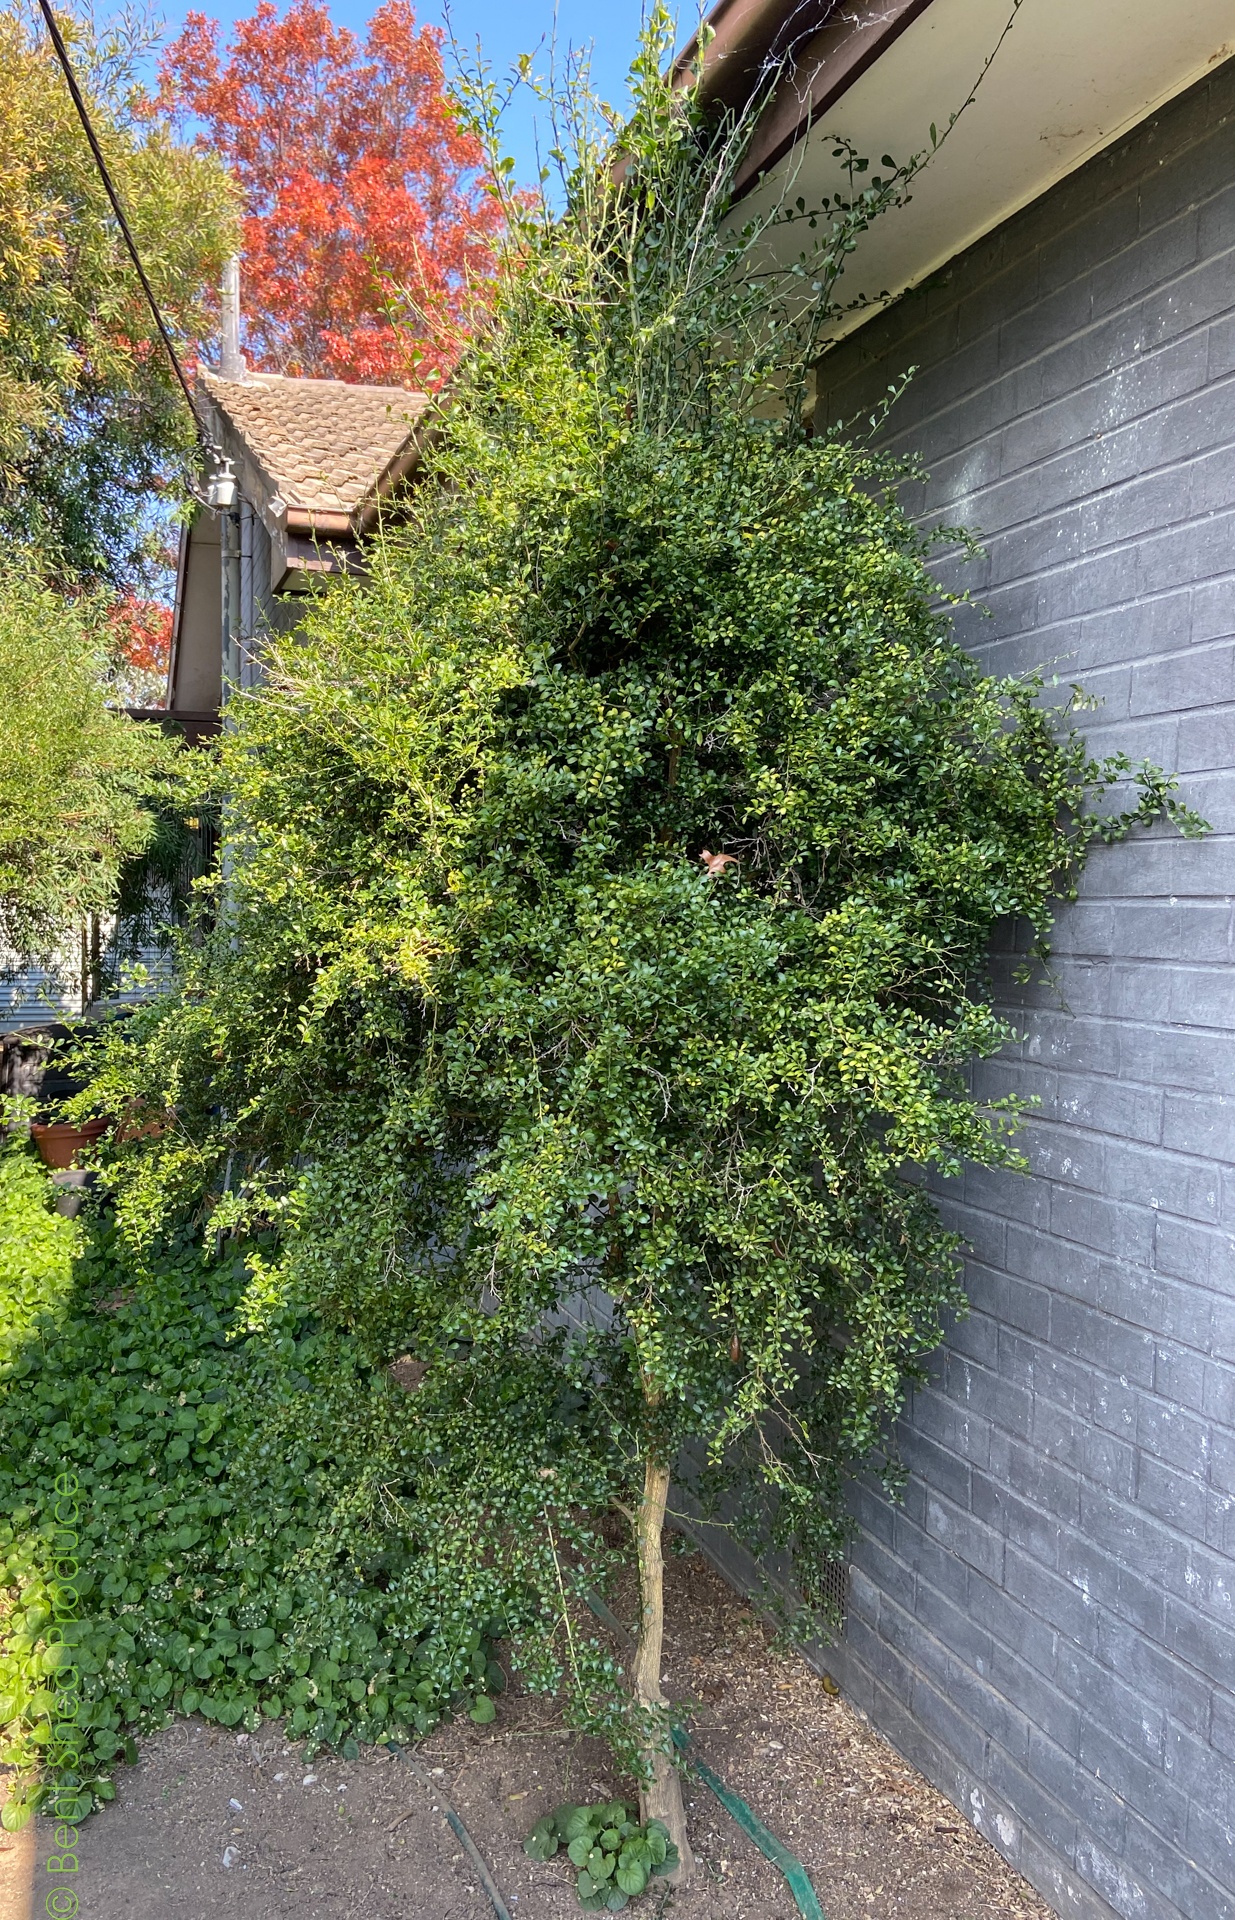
[[820, 1558, 850, 1630]]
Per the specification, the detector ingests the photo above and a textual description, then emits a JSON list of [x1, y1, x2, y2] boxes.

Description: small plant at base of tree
[[524, 1801, 680, 1912]]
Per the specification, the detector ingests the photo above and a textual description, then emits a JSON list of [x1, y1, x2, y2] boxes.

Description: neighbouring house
[[167, 359, 431, 729], [675, 7, 1235, 1920], [0, 353, 430, 1036]]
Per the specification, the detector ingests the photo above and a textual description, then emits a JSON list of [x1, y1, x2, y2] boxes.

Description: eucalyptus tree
[[0, 3, 236, 589], [0, 559, 181, 977]]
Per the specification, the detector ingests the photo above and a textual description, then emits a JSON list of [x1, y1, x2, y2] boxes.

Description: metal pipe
[[220, 254, 245, 380], [221, 506, 241, 711], [239, 498, 254, 690]]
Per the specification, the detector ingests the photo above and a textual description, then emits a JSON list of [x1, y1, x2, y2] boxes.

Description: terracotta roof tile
[[198, 369, 431, 515]]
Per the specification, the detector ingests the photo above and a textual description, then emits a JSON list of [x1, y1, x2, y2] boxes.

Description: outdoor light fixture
[[207, 459, 237, 510]]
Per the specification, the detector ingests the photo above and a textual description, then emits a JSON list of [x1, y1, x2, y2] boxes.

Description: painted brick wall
[[799, 55, 1235, 1920]]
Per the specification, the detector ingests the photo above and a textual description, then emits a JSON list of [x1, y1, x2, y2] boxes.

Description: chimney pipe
[[220, 254, 245, 380]]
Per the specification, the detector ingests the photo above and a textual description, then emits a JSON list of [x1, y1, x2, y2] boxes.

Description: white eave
[[736, 0, 1235, 339]]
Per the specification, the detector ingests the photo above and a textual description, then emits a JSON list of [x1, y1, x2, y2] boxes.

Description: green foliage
[[106, 791, 219, 993], [0, 555, 183, 972], [524, 1802, 679, 1911], [0, 1140, 591, 1820], [74, 6, 1204, 1755], [0, 4, 238, 588], [0, 1109, 81, 1314]]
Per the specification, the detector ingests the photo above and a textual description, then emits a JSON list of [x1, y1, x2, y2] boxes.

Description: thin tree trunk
[[631, 1455, 694, 1887]]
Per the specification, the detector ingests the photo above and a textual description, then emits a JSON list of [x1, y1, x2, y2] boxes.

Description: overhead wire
[[34, 0, 214, 450]]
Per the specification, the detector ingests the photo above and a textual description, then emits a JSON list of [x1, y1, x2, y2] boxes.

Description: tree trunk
[[631, 1456, 693, 1887]]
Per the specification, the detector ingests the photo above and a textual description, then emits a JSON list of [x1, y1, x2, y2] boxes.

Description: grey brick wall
[[796, 56, 1235, 1920]]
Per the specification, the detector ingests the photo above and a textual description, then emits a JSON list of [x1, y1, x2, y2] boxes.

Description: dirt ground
[[0, 1551, 1054, 1920]]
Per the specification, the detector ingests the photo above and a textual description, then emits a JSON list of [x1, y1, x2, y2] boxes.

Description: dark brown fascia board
[[674, 0, 838, 114], [127, 707, 222, 742], [675, 0, 939, 199], [283, 505, 353, 535], [739, 0, 938, 192]]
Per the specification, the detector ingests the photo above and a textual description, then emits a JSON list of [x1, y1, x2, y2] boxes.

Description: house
[[0, 352, 429, 1033], [676, 7, 1235, 1920], [166, 360, 431, 727]]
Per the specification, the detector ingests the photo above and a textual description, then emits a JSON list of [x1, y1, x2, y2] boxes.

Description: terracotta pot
[[30, 1120, 109, 1170], [113, 1101, 168, 1146]]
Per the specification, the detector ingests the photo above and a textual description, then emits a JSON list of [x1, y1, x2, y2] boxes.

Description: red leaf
[[158, 0, 504, 386], [108, 596, 173, 677]]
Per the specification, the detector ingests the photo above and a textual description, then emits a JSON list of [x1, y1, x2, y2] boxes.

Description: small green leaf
[[469, 1694, 496, 1725], [523, 1820, 557, 1862]]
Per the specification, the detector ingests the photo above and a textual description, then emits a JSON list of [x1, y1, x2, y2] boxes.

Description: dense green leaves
[[0, 557, 184, 972], [524, 1802, 678, 1911], [0, 1139, 586, 1818], [0, 4, 237, 589], [73, 8, 1203, 1758]]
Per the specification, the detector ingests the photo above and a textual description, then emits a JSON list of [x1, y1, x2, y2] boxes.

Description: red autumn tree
[[108, 595, 174, 706], [159, 0, 502, 386]]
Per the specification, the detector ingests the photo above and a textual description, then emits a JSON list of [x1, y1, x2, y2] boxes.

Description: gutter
[[675, 0, 941, 198], [283, 505, 353, 536]]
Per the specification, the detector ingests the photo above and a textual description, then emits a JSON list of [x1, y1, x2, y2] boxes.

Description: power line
[[34, 0, 209, 446]]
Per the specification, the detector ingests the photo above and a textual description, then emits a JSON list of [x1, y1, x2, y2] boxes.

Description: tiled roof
[[197, 369, 431, 516]]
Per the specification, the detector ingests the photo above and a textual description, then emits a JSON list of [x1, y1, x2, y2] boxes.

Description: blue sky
[[155, 0, 677, 188]]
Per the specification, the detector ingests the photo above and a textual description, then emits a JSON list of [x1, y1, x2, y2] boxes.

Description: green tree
[[0, 4, 237, 590], [0, 557, 182, 976], [82, 14, 1202, 1883]]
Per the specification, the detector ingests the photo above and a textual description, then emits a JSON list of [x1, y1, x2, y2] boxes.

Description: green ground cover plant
[[66, 8, 1203, 1882], [524, 1800, 680, 1911], [0, 1128, 562, 1828]]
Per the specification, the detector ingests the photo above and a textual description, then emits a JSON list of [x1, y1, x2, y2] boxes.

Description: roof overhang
[[686, 0, 1235, 341], [194, 375, 432, 553]]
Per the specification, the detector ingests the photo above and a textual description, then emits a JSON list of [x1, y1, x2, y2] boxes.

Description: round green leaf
[[586, 1846, 614, 1880], [523, 1820, 557, 1862]]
